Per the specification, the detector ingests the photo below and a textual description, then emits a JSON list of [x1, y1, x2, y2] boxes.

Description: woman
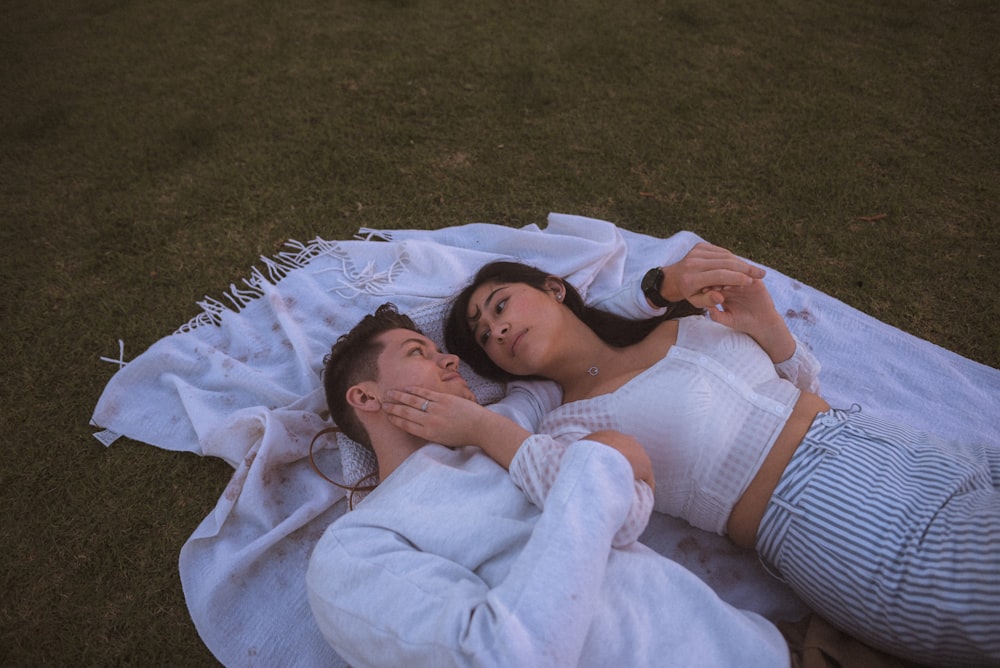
[[385, 257, 999, 667]]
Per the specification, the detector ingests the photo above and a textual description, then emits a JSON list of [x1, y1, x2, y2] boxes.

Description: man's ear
[[346, 382, 382, 413]]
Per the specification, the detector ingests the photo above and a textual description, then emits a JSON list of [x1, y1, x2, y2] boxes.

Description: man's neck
[[368, 423, 427, 480]]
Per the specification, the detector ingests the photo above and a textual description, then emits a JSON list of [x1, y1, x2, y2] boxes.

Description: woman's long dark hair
[[444, 261, 701, 382]]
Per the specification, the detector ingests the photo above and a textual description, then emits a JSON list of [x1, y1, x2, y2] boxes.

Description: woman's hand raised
[[705, 279, 796, 363]]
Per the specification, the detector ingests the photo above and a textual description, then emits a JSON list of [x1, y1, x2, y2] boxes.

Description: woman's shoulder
[[626, 317, 682, 372], [635, 318, 680, 364], [650, 316, 681, 344]]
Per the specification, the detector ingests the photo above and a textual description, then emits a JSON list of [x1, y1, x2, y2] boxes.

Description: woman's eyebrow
[[481, 286, 503, 313], [467, 286, 503, 324]]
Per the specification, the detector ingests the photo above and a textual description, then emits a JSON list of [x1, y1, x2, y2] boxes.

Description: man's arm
[[593, 241, 766, 318], [306, 440, 637, 667]]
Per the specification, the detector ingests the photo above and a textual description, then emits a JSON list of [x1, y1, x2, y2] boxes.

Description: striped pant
[[756, 407, 1000, 667]]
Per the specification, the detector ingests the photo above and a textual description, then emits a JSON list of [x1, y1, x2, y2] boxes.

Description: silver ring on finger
[[420, 399, 430, 412]]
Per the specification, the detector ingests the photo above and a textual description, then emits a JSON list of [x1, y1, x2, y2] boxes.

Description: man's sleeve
[[306, 442, 635, 668], [589, 276, 665, 319]]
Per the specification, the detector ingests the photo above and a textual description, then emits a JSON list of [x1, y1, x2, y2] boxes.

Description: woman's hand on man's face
[[382, 387, 486, 447], [384, 387, 531, 468]]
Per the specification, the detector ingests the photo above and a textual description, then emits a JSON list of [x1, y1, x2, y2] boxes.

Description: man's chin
[[448, 383, 477, 403], [442, 376, 476, 401]]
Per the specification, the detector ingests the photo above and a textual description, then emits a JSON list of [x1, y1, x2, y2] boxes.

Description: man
[[306, 302, 790, 667]]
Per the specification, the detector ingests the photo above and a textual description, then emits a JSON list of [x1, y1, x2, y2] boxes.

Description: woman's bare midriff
[[726, 391, 830, 549]]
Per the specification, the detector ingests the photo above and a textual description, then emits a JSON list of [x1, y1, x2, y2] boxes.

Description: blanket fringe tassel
[[175, 231, 407, 334]]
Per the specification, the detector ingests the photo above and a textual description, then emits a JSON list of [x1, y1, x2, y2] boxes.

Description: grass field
[[2, 0, 997, 664]]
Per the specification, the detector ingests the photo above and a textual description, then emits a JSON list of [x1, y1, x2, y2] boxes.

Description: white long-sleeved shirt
[[306, 440, 790, 667]]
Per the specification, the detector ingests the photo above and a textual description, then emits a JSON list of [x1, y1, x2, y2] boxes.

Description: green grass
[[2, 0, 997, 663]]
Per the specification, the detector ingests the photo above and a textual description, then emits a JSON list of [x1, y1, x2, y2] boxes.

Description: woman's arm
[[704, 278, 822, 391], [705, 279, 796, 363], [384, 389, 655, 545], [383, 388, 529, 468], [512, 431, 654, 547], [773, 341, 821, 393]]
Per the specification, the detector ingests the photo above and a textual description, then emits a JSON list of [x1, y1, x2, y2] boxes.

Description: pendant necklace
[[587, 366, 599, 376]]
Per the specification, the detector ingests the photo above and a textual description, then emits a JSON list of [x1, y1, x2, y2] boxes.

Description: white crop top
[[517, 315, 821, 535]]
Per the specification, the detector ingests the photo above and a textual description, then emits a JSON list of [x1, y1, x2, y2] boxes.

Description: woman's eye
[[479, 329, 490, 345], [495, 298, 507, 314]]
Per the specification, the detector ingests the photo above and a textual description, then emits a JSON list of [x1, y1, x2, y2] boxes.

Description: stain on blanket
[[224, 451, 257, 502], [674, 535, 746, 590], [785, 308, 815, 325]]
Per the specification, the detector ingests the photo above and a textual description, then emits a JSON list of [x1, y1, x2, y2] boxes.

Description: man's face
[[372, 329, 476, 401]]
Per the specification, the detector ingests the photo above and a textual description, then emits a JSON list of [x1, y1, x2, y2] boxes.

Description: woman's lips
[[510, 331, 525, 357]]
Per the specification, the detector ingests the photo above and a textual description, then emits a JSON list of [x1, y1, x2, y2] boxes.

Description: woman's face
[[465, 278, 564, 377]]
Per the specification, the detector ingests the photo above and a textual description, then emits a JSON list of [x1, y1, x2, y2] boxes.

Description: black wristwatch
[[641, 267, 675, 309]]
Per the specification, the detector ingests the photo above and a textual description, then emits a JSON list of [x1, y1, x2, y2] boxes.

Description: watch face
[[642, 267, 663, 293], [642, 267, 669, 307]]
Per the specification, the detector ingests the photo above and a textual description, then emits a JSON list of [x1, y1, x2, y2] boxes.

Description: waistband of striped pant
[[754, 405, 861, 575]]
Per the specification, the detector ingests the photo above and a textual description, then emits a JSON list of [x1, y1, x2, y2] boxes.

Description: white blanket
[[91, 213, 1000, 668]]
